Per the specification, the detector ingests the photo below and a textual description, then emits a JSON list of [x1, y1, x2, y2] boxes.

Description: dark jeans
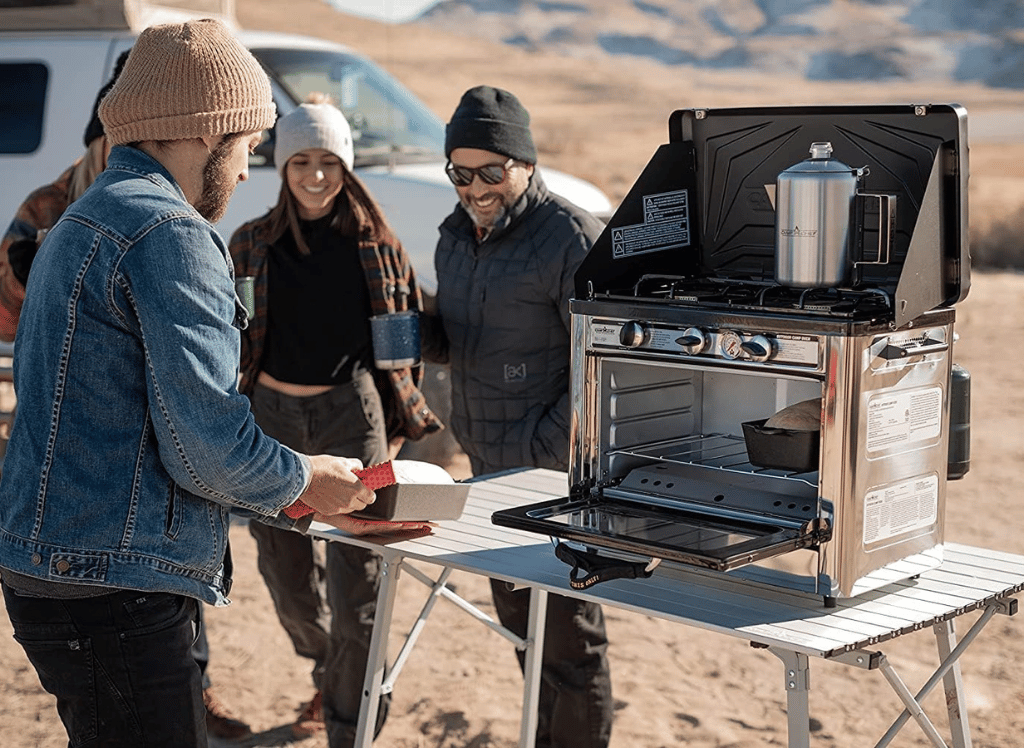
[[489, 580, 613, 748], [471, 457, 613, 748], [248, 374, 389, 747], [2, 581, 206, 748], [193, 606, 212, 690]]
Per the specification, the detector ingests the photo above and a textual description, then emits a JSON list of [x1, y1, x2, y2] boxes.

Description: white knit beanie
[[274, 103, 354, 175], [99, 19, 276, 145]]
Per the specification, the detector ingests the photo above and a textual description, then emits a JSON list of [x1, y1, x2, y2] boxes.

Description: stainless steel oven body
[[492, 104, 969, 602], [559, 300, 954, 598]]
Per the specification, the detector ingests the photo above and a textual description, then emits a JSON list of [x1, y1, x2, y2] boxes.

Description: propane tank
[[947, 362, 971, 480]]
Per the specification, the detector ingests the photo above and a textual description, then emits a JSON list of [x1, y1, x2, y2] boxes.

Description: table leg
[[767, 647, 811, 748], [518, 586, 548, 748], [934, 619, 972, 748], [355, 553, 403, 748], [874, 603, 1004, 747], [877, 659, 949, 747]]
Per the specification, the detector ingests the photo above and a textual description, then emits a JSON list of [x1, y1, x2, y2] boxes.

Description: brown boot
[[203, 687, 252, 741], [291, 690, 325, 738]]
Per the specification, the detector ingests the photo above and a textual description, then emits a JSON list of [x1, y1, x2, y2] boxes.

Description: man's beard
[[460, 192, 511, 233], [194, 136, 239, 223]]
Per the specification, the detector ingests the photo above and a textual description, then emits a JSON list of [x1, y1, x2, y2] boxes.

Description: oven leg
[[355, 553, 403, 748], [767, 647, 811, 748], [518, 586, 548, 748]]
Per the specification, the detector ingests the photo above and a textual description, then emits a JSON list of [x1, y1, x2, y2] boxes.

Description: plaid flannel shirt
[[228, 213, 442, 441], [0, 165, 76, 342]]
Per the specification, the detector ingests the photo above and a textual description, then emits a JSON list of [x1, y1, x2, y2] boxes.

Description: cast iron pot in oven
[[741, 419, 820, 474]]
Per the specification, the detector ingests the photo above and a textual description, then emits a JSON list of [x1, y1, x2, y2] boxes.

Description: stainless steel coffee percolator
[[774, 142, 896, 288]]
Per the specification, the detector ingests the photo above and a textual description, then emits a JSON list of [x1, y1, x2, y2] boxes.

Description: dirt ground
[[8, 272, 1021, 748], [4, 2, 1024, 746]]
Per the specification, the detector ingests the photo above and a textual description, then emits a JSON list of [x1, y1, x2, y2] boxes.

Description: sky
[[324, 0, 441, 23]]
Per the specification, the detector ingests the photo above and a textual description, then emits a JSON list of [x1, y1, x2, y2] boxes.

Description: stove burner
[[673, 288, 727, 303], [792, 287, 891, 314], [625, 275, 893, 320]]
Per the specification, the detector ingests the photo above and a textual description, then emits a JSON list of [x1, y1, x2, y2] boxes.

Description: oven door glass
[[492, 495, 829, 572]]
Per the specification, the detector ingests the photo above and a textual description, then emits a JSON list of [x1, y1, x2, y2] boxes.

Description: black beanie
[[83, 49, 131, 148], [444, 85, 537, 164]]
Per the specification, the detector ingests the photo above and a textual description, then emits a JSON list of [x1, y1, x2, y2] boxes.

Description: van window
[[0, 63, 48, 154], [251, 48, 445, 169]]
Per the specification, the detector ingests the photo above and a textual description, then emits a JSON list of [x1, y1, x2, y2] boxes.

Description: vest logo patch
[[504, 363, 527, 382]]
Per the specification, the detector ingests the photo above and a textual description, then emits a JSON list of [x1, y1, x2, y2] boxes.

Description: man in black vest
[[425, 85, 613, 748]]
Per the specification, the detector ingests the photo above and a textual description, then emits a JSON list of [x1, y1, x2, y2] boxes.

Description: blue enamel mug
[[370, 310, 421, 369]]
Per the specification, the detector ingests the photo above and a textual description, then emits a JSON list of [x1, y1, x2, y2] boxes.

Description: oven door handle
[[554, 542, 659, 590]]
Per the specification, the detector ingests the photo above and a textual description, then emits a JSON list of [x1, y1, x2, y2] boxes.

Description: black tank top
[[262, 215, 374, 385]]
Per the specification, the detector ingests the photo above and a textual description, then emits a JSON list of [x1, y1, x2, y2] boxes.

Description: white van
[[0, 0, 614, 463], [0, 0, 612, 290]]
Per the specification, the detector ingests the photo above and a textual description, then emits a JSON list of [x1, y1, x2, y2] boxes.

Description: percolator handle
[[855, 192, 897, 268]]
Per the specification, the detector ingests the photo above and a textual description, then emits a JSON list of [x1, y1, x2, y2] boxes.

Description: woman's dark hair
[[268, 163, 399, 253]]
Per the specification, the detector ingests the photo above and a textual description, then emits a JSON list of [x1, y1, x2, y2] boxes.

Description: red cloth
[[282, 461, 396, 519]]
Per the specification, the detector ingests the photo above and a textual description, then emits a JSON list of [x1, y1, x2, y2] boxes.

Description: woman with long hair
[[228, 94, 441, 744]]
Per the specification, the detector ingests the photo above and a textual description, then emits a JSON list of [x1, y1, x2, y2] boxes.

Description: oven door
[[492, 493, 830, 572]]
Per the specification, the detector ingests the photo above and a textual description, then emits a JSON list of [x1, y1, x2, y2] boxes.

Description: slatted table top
[[308, 467, 1024, 658]]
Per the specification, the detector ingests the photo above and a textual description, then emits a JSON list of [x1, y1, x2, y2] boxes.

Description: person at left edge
[[0, 19, 428, 748], [0, 47, 251, 741]]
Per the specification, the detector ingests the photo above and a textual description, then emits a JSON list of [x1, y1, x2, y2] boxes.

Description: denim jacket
[[0, 146, 311, 605]]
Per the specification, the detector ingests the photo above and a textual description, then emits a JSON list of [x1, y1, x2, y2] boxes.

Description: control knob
[[619, 321, 647, 348], [675, 327, 708, 355], [741, 335, 774, 362]]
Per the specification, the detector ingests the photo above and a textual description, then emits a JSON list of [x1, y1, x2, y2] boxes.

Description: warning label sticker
[[611, 189, 691, 259], [866, 386, 942, 453]]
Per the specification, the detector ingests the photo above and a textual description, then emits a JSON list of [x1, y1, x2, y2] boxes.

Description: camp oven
[[493, 104, 971, 604]]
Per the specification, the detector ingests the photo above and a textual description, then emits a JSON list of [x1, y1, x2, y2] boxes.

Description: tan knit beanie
[[99, 18, 276, 146]]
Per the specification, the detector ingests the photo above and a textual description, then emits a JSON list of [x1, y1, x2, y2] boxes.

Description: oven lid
[[492, 493, 831, 574]]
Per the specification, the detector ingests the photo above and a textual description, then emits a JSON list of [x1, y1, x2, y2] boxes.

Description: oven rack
[[607, 433, 818, 487]]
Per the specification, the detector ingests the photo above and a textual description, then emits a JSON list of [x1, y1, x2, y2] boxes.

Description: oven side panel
[[824, 320, 952, 596]]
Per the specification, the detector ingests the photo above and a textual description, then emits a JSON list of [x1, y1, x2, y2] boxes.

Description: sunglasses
[[445, 157, 515, 187]]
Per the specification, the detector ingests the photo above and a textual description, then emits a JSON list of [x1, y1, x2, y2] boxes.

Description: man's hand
[[315, 513, 434, 536], [296, 454, 375, 516]]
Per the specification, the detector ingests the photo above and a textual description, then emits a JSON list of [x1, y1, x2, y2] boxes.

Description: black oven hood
[[577, 104, 969, 329]]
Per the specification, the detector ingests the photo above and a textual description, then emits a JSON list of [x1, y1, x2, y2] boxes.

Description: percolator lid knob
[[809, 142, 833, 159]]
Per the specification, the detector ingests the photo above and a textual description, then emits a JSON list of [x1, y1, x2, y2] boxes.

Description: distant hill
[[418, 0, 1024, 88]]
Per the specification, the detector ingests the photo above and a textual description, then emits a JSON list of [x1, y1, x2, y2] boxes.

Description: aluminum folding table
[[307, 467, 1024, 748]]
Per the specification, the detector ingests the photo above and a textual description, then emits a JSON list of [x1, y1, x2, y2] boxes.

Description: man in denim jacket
[[0, 20, 426, 748]]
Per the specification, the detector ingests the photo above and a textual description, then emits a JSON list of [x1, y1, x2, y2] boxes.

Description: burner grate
[[623, 275, 893, 319]]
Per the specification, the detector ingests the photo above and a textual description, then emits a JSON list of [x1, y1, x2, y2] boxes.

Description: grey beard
[[462, 196, 511, 236]]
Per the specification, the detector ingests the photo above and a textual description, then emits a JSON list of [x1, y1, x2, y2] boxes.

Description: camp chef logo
[[504, 363, 527, 382], [780, 226, 818, 238]]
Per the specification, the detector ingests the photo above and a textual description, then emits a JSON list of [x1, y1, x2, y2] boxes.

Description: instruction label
[[866, 386, 942, 453], [771, 334, 819, 367], [611, 189, 691, 259], [863, 474, 939, 545]]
